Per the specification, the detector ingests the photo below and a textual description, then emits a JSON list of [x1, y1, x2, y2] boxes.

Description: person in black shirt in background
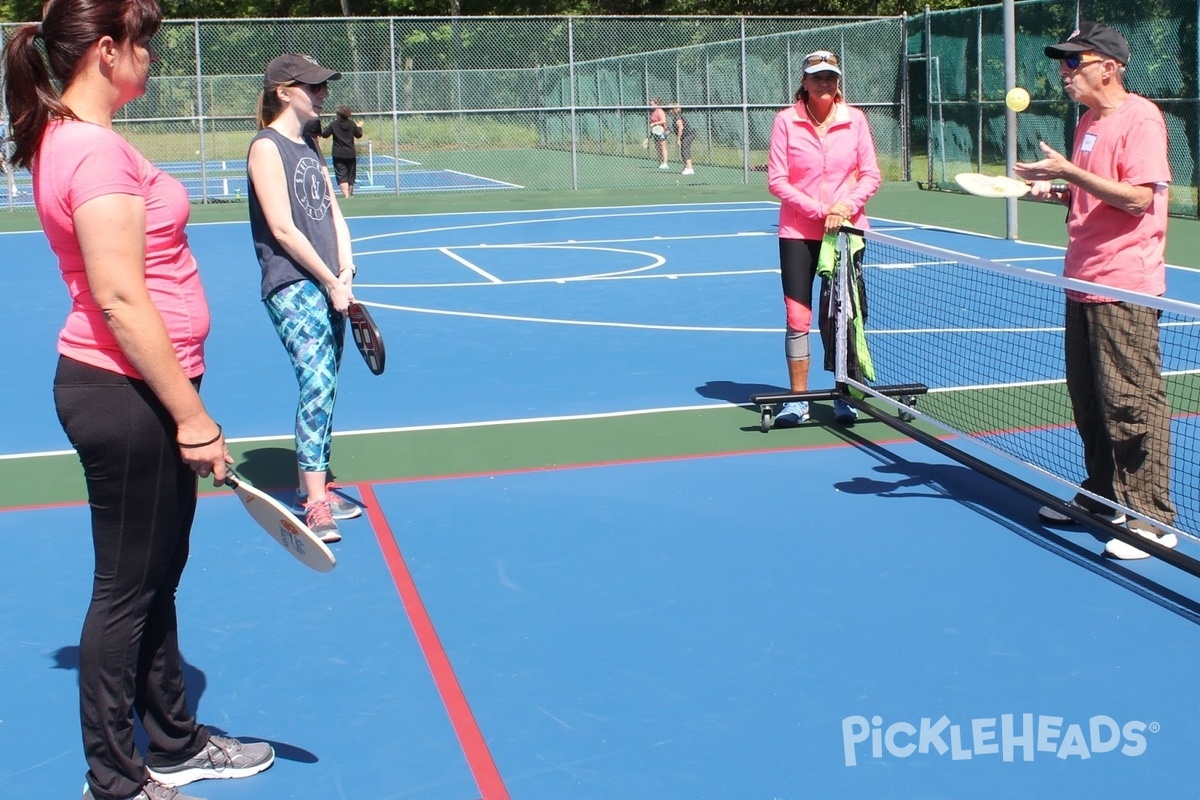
[[669, 102, 695, 176], [320, 105, 364, 198]]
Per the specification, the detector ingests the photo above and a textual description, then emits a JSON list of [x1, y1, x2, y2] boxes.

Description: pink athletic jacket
[[768, 102, 881, 240]]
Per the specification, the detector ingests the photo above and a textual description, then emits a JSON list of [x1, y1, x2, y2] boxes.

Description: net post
[[834, 227, 851, 394], [834, 224, 866, 400]]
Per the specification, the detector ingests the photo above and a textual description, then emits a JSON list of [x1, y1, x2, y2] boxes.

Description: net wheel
[[760, 406, 774, 433], [898, 396, 917, 422]]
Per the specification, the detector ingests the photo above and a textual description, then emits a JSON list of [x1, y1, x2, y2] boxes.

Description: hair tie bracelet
[[179, 424, 222, 448], [33, 21, 42, 36]]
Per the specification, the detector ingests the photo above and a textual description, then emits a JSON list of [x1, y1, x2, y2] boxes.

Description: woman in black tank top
[[247, 53, 362, 544]]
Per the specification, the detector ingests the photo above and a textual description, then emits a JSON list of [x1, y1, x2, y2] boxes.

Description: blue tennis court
[[0, 154, 519, 208], [4, 201, 1200, 799]]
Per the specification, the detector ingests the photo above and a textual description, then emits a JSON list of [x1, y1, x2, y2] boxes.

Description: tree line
[[1, 0, 988, 23]]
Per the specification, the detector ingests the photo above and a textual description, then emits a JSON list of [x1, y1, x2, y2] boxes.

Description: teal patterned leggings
[[264, 280, 345, 472]]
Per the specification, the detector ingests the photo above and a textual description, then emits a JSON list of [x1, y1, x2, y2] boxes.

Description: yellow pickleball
[[1005, 87, 1030, 113]]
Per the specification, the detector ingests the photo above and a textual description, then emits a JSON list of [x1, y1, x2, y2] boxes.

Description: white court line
[[440, 168, 524, 190], [924, 366, 1200, 395], [359, 244, 669, 288], [354, 230, 770, 257], [440, 247, 502, 283], [0, 402, 745, 460], [362, 300, 778, 333], [867, 212, 1197, 275], [352, 206, 775, 244], [14, 365, 1200, 462], [869, 325, 1062, 335], [343, 199, 776, 226], [354, 267, 780, 290]]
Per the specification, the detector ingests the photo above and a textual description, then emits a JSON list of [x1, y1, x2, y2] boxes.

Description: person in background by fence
[[669, 102, 695, 176], [767, 49, 881, 428], [321, 104, 364, 198], [649, 97, 669, 170], [1014, 21, 1177, 560], [247, 53, 363, 544], [0, 118, 9, 177], [1, 0, 276, 797]]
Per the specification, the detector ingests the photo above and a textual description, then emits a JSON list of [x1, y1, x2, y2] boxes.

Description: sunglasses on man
[[1062, 53, 1103, 70]]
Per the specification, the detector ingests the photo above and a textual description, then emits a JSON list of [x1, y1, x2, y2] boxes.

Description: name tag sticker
[[1081, 133, 1098, 153]]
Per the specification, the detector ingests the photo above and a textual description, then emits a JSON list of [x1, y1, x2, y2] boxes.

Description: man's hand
[[1014, 141, 1073, 182]]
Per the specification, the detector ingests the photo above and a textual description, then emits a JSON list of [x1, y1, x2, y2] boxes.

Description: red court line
[[360, 483, 509, 800]]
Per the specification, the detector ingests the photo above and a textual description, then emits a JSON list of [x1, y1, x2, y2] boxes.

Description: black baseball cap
[[264, 53, 341, 87], [1044, 21, 1131, 65]]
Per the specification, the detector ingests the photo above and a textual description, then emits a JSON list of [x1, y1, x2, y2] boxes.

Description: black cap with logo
[[1044, 21, 1131, 65], [264, 53, 342, 88]]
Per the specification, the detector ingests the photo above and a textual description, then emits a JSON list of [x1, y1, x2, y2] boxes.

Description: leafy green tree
[[0, 0, 1001, 21]]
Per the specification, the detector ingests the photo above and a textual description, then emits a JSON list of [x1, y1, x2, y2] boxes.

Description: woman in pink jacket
[[767, 50, 881, 426]]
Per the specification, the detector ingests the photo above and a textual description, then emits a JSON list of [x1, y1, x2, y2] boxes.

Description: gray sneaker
[[84, 779, 207, 800], [303, 500, 342, 543], [147, 734, 275, 787], [291, 484, 362, 520]]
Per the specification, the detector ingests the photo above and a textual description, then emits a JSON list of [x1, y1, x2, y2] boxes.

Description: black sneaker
[[147, 734, 274, 787], [1038, 499, 1126, 526], [833, 398, 858, 425]]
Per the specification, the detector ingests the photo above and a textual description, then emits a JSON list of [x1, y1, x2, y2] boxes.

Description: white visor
[[803, 50, 842, 76]]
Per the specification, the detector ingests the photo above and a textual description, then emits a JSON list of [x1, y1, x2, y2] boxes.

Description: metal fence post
[[569, 16, 578, 190], [390, 17, 399, 197], [901, 13, 910, 182], [194, 20, 209, 204], [740, 16, 749, 183]]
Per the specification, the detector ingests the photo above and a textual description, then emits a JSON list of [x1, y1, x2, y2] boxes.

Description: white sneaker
[[147, 733, 275, 786], [658, 163, 670, 170], [1038, 499, 1125, 526], [681, 168, 694, 175], [1104, 523, 1178, 560]]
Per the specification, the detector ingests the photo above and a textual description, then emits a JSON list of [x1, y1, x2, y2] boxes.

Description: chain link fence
[[911, 0, 1200, 217], [3, 8, 1198, 214], [0, 15, 905, 206]]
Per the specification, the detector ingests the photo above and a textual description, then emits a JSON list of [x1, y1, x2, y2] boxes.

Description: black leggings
[[54, 356, 209, 800], [778, 238, 868, 382]]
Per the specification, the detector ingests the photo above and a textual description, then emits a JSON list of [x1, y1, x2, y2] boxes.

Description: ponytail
[[257, 85, 289, 130], [3, 23, 74, 169]]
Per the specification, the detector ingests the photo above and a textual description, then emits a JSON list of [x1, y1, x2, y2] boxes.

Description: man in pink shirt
[[1015, 21, 1177, 560]]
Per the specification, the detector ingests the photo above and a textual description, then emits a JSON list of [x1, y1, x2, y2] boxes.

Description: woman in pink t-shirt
[[3, 1, 273, 797], [649, 97, 670, 169]]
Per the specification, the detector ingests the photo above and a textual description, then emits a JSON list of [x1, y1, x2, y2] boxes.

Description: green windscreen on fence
[[909, 0, 1200, 217], [0, 7, 1197, 215]]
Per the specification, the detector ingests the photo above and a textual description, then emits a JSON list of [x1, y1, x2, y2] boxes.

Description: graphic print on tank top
[[292, 154, 330, 221]]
